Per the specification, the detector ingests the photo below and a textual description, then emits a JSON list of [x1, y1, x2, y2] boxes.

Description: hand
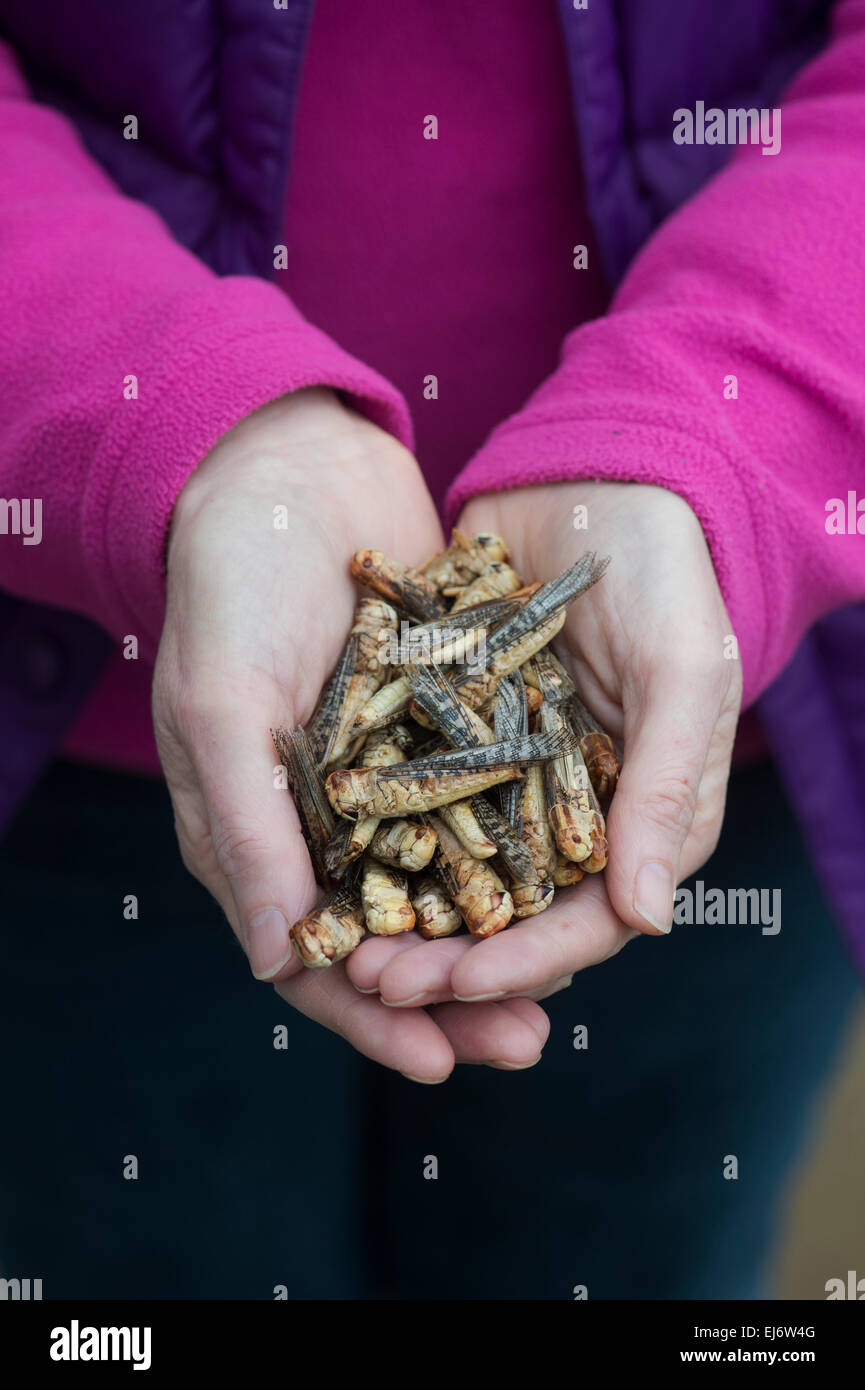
[[153, 388, 550, 1078], [346, 480, 742, 1008]]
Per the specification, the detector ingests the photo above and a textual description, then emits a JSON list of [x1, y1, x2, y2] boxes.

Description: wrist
[[166, 387, 357, 557]]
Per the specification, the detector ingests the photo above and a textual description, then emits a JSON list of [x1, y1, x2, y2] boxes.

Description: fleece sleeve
[[0, 40, 412, 660], [447, 0, 865, 708]]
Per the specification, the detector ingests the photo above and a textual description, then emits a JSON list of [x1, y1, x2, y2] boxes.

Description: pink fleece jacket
[[0, 0, 864, 777]]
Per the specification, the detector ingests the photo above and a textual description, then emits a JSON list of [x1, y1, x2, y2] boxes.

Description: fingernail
[[248, 907, 292, 979], [514, 975, 572, 998], [381, 991, 427, 1007], [634, 862, 673, 934], [401, 1073, 447, 1085], [494, 1055, 543, 1070], [354, 986, 379, 995], [452, 989, 508, 1003]]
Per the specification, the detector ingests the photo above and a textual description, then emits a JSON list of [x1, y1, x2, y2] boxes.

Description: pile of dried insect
[[273, 531, 621, 968]]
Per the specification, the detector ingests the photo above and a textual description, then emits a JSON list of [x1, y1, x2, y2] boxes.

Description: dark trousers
[[0, 758, 859, 1299]]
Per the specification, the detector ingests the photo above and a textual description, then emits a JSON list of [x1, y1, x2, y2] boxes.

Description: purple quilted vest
[[2, 1, 863, 970]]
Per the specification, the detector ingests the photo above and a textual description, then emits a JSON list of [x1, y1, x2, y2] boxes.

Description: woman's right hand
[[152, 387, 551, 1080]]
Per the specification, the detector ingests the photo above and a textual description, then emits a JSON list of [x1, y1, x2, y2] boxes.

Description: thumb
[[604, 662, 718, 936], [186, 713, 317, 980]]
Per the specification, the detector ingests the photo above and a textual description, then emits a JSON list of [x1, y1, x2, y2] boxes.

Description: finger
[[508, 974, 574, 1003], [162, 744, 304, 973], [369, 954, 573, 1010], [449, 876, 636, 1000], [347, 914, 585, 1011], [349, 939, 572, 1006], [495, 995, 555, 1044], [344, 930, 434, 994], [276, 965, 456, 1081], [363, 934, 575, 1008], [605, 658, 723, 936], [192, 714, 317, 980], [428, 999, 548, 1069], [369, 934, 477, 1004]]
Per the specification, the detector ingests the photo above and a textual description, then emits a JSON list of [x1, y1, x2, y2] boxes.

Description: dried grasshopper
[[404, 660, 487, 749], [304, 641, 355, 769], [303, 600, 397, 769], [397, 626, 484, 667], [568, 693, 621, 799], [420, 530, 510, 591], [369, 818, 438, 872], [455, 610, 567, 705], [404, 662, 544, 880], [481, 553, 605, 658], [426, 788, 535, 880], [523, 646, 575, 706], [280, 532, 616, 968], [326, 599, 398, 765], [527, 652, 611, 866], [448, 561, 524, 611], [553, 853, 585, 887], [326, 725, 415, 875], [393, 593, 524, 668], [493, 671, 528, 833], [436, 801, 498, 859], [427, 814, 514, 937], [525, 647, 620, 797], [350, 673, 412, 735], [273, 726, 335, 887], [350, 549, 446, 621], [323, 820, 358, 881], [361, 858, 416, 935], [510, 761, 556, 918], [407, 698, 438, 731], [539, 703, 605, 866], [326, 757, 523, 820], [290, 886, 365, 967], [457, 552, 609, 698], [580, 829, 609, 874], [411, 873, 462, 939], [467, 795, 535, 881]]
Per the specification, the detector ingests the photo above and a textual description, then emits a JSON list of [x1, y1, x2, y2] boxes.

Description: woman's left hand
[[346, 479, 742, 1010]]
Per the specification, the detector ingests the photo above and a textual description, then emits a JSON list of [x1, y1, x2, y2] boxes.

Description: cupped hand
[[346, 480, 742, 1009], [153, 388, 550, 1078]]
